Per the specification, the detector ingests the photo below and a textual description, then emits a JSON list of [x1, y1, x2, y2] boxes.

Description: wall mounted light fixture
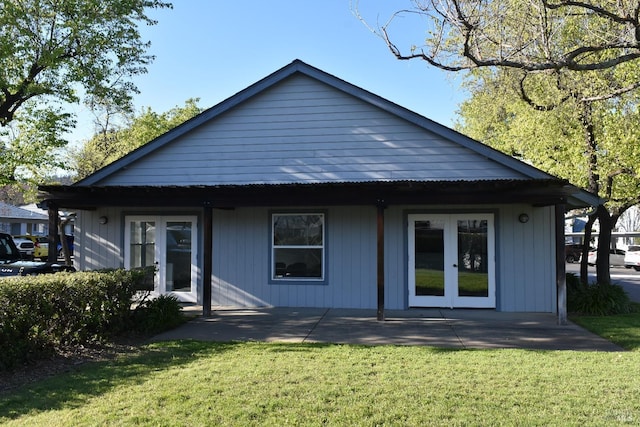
[[518, 213, 529, 224], [99, 216, 108, 225]]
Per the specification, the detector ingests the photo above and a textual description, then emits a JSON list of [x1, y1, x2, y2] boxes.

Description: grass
[[1, 327, 640, 426], [571, 309, 640, 351]]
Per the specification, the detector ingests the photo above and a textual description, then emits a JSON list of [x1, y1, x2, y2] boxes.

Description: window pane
[[274, 214, 323, 246], [457, 219, 489, 297], [129, 221, 155, 268], [274, 248, 322, 278], [414, 220, 445, 296], [166, 221, 192, 292]]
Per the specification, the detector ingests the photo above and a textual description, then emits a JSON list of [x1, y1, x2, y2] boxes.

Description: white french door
[[124, 215, 197, 301], [408, 214, 495, 308]]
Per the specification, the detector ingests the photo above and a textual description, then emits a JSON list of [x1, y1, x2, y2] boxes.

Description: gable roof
[[0, 202, 47, 221], [50, 60, 598, 209], [78, 59, 554, 186]]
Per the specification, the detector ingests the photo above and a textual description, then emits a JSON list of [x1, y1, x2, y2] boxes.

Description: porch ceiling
[[39, 179, 581, 210]]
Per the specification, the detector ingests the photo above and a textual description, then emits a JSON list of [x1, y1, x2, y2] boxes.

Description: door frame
[[408, 213, 496, 308], [124, 215, 198, 302]]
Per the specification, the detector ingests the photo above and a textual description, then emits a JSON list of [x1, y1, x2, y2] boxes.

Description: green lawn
[[1, 313, 640, 426], [571, 311, 640, 351]]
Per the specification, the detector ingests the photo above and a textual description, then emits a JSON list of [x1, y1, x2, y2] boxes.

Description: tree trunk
[[58, 217, 73, 266], [595, 204, 612, 285], [580, 214, 597, 285]]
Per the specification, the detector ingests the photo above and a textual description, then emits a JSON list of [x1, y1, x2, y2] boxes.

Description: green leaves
[[70, 98, 203, 180], [0, 0, 171, 184], [457, 66, 640, 213]]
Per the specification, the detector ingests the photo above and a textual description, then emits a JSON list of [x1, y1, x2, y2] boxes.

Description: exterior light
[[99, 216, 108, 225], [518, 213, 529, 224]]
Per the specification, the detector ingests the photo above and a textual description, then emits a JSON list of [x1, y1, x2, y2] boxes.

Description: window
[[272, 213, 324, 281]]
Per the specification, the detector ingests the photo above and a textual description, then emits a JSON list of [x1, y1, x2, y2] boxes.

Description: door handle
[[453, 264, 458, 268]]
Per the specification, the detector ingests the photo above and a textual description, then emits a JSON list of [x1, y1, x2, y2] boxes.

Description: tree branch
[[605, 168, 634, 200]]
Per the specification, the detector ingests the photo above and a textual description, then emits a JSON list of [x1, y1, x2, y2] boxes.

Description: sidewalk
[[152, 307, 624, 351]]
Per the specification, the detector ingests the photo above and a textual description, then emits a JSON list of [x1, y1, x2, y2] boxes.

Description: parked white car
[[11, 236, 35, 260], [586, 248, 626, 267], [624, 245, 640, 271]]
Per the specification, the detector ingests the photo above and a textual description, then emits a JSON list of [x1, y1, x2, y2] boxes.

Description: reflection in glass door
[[457, 219, 489, 299], [165, 221, 193, 292], [413, 219, 445, 298], [409, 214, 495, 308], [125, 216, 197, 301], [128, 220, 156, 270]]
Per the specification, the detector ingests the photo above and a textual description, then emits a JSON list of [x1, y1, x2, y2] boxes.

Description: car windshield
[[0, 234, 21, 261]]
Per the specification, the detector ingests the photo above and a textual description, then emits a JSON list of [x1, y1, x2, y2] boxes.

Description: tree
[[357, 0, 640, 284], [70, 98, 203, 180], [456, 67, 640, 284], [0, 0, 171, 183], [367, 0, 640, 74]]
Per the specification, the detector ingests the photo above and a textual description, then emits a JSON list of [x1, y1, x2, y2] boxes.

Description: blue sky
[[72, 1, 467, 142]]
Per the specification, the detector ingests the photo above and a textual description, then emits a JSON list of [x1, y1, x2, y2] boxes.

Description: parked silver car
[[586, 248, 626, 267]]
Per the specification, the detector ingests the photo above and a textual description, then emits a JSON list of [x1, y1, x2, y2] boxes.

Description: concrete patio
[[152, 307, 624, 351]]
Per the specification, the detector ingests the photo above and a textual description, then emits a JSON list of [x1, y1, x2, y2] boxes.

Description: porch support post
[[555, 202, 567, 325], [376, 200, 386, 321], [47, 203, 59, 262], [203, 204, 213, 317]]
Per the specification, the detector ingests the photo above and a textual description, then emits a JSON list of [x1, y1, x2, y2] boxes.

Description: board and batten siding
[[211, 206, 378, 309], [495, 204, 556, 312], [95, 74, 528, 187], [209, 204, 556, 311], [383, 204, 557, 312], [74, 207, 124, 271], [74, 203, 557, 312]]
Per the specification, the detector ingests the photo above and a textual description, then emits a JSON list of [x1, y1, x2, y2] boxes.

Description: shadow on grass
[[0, 340, 236, 421], [0, 340, 467, 421]]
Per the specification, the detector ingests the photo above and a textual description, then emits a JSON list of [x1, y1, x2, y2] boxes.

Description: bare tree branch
[[366, 0, 640, 73]]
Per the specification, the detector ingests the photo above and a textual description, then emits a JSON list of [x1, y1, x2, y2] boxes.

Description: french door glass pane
[[414, 220, 445, 296], [166, 221, 192, 292], [129, 221, 155, 269], [457, 219, 489, 297]]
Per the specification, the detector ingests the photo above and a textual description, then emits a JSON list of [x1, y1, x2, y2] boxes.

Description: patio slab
[[151, 307, 624, 351]]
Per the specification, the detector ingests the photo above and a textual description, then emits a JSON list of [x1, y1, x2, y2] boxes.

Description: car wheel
[[566, 255, 576, 263], [634, 266, 640, 272]]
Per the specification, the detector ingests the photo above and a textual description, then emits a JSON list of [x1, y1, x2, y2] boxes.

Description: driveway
[[152, 307, 623, 351]]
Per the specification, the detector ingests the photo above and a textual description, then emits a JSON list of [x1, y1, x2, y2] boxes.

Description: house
[[0, 202, 48, 235], [39, 60, 599, 322]]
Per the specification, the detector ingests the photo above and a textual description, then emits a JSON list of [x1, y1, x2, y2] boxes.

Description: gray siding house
[[40, 60, 598, 321]]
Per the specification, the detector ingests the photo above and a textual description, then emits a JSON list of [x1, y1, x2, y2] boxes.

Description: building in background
[[0, 202, 48, 235]]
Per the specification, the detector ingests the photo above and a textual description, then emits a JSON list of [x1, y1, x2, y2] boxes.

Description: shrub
[[133, 294, 185, 334], [0, 269, 142, 370], [566, 273, 633, 316]]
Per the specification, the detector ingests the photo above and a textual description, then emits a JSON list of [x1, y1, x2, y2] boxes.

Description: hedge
[[0, 269, 147, 371]]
